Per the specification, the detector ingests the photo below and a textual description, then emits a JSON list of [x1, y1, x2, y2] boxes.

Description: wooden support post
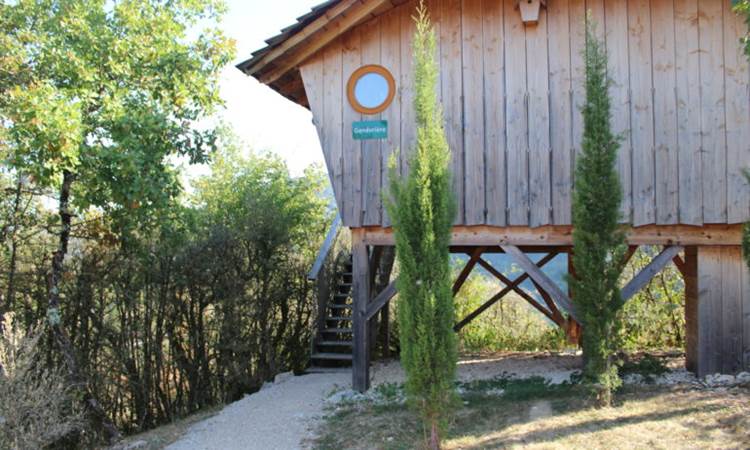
[[501, 245, 579, 322], [684, 246, 698, 373], [621, 246, 683, 302], [352, 231, 371, 392], [685, 246, 749, 376]]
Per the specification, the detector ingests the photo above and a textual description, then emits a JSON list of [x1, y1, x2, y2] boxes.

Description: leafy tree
[[0, 0, 234, 440], [569, 19, 628, 406], [385, 4, 457, 448]]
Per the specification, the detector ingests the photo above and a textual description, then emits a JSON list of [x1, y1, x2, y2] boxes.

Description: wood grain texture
[[441, 0, 465, 224], [342, 29, 362, 226], [697, 246, 722, 375], [629, 0, 656, 226], [723, 1, 750, 223], [504, 0, 529, 226], [322, 42, 344, 216], [652, 0, 679, 224], [361, 19, 382, 226], [351, 230, 371, 392], [548, 0, 572, 225], [674, 0, 703, 225], [605, 0, 633, 223], [720, 246, 743, 373], [462, 0, 485, 225], [380, 7, 402, 227], [526, 6, 551, 227], [483, 0, 506, 226], [400, 2, 417, 179], [699, 0, 727, 224]]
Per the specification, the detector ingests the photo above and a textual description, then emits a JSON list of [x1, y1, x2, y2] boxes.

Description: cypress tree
[[385, 3, 457, 448], [570, 20, 628, 406]]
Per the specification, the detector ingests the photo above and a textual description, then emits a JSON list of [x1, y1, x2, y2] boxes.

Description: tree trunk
[[1, 177, 23, 332], [429, 420, 441, 450], [48, 170, 121, 443]]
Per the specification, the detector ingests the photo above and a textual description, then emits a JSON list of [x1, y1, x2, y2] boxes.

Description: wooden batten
[[357, 224, 744, 247]]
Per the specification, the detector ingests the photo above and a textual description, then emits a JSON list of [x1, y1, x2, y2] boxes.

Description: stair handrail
[[308, 212, 342, 281]]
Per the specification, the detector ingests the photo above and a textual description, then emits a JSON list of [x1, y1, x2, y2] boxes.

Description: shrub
[[0, 316, 84, 449]]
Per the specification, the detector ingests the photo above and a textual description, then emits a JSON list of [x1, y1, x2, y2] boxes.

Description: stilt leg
[[352, 230, 371, 392]]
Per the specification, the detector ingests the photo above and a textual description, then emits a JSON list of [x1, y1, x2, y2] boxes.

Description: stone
[[735, 372, 750, 384], [705, 373, 735, 387]]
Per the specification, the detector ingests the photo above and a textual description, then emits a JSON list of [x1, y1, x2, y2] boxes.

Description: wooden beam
[[308, 213, 341, 280], [244, 0, 361, 75], [501, 245, 579, 322], [529, 278, 566, 326], [454, 253, 557, 331], [261, 0, 391, 84], [476, 257, 559, 325], [351, 230, 371, 392], [364, 279, 398, 320], [622, 246, 684, 302], [672, 254, 686, 277], [453, 247, 485, 296], [359, 224, 743, 247]]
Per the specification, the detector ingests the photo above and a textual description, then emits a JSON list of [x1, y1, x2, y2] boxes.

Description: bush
[[0, 316, 83, 449]]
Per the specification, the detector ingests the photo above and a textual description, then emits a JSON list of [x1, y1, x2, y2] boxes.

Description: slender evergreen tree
[[385, 3, 457, 447], [570, 19, 628, 406]]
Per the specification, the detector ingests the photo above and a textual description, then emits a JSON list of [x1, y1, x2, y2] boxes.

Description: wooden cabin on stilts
[[238, 0, 750, 392]]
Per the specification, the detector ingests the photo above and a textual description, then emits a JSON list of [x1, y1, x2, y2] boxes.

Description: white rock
[[623, 373, 645, 385], [705, 373, 735, 387], [273, 371, 294, 385], [735, 372, 750, 384]]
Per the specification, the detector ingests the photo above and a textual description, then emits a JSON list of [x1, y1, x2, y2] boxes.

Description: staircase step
[[334, 293, 350, 299], [326, 316, 351, 321], [339, 282, 352, 287], [322, 328, 352, 334], [311, 353, 353, 361], [329, 304, 352, 309], [317, 340, 353, 347]]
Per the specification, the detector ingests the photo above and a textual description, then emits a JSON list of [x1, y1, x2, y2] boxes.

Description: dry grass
[[315, 383, 750, 449]]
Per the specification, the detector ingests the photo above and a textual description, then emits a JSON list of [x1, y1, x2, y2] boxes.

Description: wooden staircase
[[310, 257, 354, 365]]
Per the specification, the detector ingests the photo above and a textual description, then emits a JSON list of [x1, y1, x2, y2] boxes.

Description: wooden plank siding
[[299, 0, 750, 228]]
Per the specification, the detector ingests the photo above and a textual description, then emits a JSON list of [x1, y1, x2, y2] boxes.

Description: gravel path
[[166, 370, 350, 450]]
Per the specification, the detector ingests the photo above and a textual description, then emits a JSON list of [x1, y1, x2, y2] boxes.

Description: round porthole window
[[347, 65, 396, 115]]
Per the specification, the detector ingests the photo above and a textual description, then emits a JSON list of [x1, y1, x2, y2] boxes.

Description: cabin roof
[[236, 0, 408, 109]]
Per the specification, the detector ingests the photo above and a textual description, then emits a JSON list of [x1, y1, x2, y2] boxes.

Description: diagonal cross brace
[[621, 246, 683, 302], [500, 245, 579, 323]]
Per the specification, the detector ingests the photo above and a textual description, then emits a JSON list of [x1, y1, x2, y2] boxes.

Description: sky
[[212, 0, 325, 176]]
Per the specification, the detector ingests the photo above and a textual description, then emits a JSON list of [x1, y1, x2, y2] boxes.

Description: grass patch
[[314, 380, 750, 449]]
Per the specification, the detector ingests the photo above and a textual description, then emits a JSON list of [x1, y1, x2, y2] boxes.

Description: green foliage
[[454, 269, 568, 352], [385, 3, 457, 442], [733, 0, 750, 58], [0, 131, 330, 434], [570, 19, 628, 404], [620, 247, 685, 351], [0, 0, 235, 229]]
